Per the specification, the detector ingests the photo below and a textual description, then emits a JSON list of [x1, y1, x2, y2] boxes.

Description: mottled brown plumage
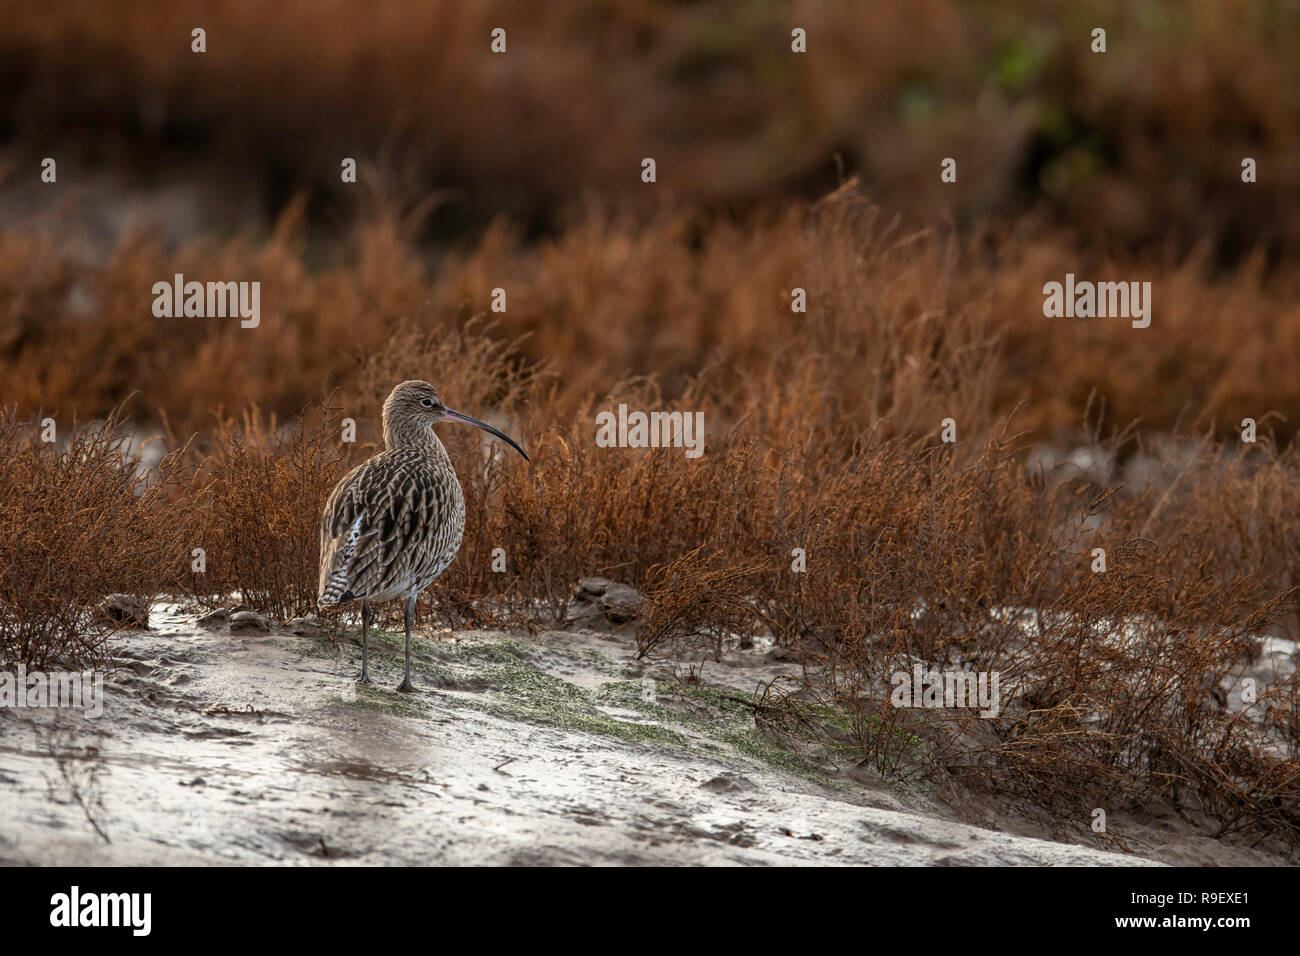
[[317, 381, 528, 691]]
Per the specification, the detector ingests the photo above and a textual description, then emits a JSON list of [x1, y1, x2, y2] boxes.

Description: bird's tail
[[317, 586, 354, 609], [317, 512, 371, 608]]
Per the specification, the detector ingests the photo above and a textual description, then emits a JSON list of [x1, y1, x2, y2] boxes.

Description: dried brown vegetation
[[0, 405, 191, 668], [3, 190, 1299, 448], [4, 0, 1298, 262], [181, 405, 350, 622]]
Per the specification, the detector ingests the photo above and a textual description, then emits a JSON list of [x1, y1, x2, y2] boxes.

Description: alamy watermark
[[595, 403, 704, 459], [891, 664, 1001, 718], [1042, 273, 1150, 328], [0, 664, 104, 718], [152, 273, 261, 328], [50, 886, 151, 936]]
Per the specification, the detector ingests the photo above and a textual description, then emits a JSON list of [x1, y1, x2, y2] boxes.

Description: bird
[[317, 380, 528, 691]]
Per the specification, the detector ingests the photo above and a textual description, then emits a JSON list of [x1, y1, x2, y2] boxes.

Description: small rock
[[95, 594, 149, 629], [700, 773, 756, 794], [285, 616, 325, 638], [577, 577, 608, 597], [566, 601, 601, 624], [600, 582, 643, 623], [228, 610, 271, 634], [566, 577, 644, 626], [196, 609, 229, 631]]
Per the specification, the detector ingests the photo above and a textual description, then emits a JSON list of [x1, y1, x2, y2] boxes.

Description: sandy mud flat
[[0, 603, 1251, 866]]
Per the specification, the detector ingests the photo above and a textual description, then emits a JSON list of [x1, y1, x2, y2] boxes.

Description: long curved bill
[[442, 407, 529, 461]]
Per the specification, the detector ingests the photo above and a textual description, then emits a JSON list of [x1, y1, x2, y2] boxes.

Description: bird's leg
[[395, 593, 416, 693], [357, 600, 375, 685]]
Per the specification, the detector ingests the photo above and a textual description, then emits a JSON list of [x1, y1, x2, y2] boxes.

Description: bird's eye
[[421, 398, 433, 407]]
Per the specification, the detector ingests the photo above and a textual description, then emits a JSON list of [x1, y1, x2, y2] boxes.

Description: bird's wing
[[317, 452, 452, 605], [317, 461, 379, 606]]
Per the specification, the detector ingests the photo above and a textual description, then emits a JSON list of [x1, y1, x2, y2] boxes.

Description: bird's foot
[[395, 677, 415, 693]]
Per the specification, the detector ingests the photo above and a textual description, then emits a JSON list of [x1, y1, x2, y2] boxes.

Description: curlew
[[317, 380, 528, 691]]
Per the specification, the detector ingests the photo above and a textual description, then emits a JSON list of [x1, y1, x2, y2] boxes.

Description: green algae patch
[[298, 633, 345, 660], [437, 640, 535, 667], [594, 678, 833, 782], [336, 682, 430, 718], [314, 631, 852, 784], [446, 661, 690, 748]]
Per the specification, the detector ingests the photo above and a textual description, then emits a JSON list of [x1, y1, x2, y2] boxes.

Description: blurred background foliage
[[2, 0, 1296, 264]]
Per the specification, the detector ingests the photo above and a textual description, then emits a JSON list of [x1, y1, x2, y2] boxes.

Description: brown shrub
[[182, 403, 353, 622], [5, 185, 1300, 450], [0, 404, 191, 668], [636, 546, 768, 662]]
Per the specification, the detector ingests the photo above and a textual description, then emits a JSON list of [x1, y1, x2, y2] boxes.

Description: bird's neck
[[384, 420, 451, 464]]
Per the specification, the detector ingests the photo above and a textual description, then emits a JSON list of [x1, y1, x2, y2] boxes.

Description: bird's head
[[382, 380, 529, 460]]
